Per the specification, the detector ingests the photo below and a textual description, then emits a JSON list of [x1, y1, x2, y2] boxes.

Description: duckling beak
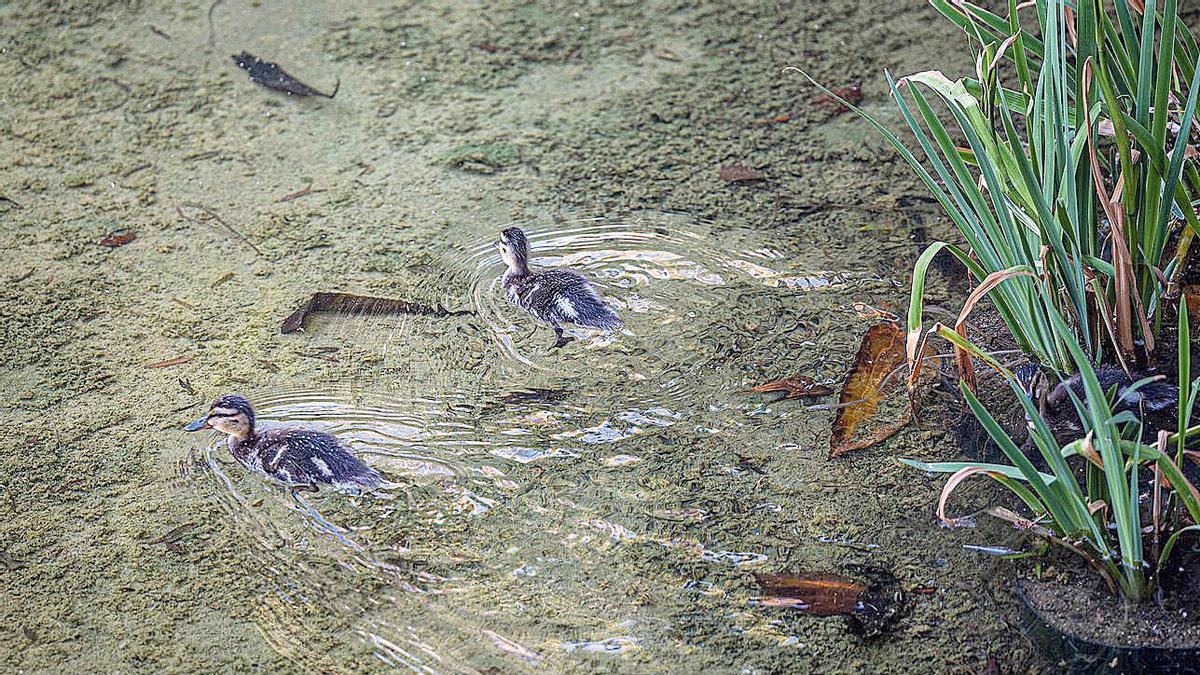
[[183, 416, 211, 432]]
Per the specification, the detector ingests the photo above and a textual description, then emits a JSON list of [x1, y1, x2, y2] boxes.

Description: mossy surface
[[1, 0, 1032, 672]]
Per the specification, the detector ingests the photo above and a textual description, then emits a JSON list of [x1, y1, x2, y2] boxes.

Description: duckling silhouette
[[498, 227, 622, 348], [1015, 364, 1178, 441], [184, 394, 382, 493]]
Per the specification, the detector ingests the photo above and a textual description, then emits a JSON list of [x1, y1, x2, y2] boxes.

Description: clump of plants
[[807, 0, 1200, 602]]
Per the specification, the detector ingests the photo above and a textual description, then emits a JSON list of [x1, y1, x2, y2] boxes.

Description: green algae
[[0, 0, 1032, 673]]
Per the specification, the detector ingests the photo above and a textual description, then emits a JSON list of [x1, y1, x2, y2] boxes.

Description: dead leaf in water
[[830, 322, 907, 457], [812, 84, 862, 114], [719, 165, 766, 183], [750, 374, 834, 399], [754, 572, 865, 615], [99, 230, 136, 247], [651, 45, 681, 61], [281, 292, 473, 334]]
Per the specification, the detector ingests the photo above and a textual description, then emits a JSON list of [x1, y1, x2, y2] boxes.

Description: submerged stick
[[176, 203, 263, 256], [280, 292, 473, 334]]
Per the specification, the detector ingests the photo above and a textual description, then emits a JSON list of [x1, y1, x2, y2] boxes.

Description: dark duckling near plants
[[498, 227, 622, 348], [184, 394, 382, 493], [1015, 363, 1178, 441]]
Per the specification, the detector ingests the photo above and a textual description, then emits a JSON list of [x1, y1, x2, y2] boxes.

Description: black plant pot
[[1017, 580, 1200, 674]]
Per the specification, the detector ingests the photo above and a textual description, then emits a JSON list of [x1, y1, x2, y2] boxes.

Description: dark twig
[[150, 25, 172, 40], [183, 150, 220, 162]]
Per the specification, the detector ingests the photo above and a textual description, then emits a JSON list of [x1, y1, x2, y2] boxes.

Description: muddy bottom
[[3, 0, 1036, 673], [1020, 558, 1200, 652]]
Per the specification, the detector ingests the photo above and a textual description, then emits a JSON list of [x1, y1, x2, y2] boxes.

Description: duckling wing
[[527, 270, 622, 330], [262, 430, 382, 488]]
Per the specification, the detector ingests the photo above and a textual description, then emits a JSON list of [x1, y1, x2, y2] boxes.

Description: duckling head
[[498, 227, 530, 275], [184, 394, 256, 440]]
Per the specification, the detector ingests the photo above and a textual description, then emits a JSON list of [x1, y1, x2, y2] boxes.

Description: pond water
[[3, 0, 1033, 672]]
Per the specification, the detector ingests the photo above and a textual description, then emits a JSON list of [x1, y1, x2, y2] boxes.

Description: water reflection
[[181, 213, 905, 671]]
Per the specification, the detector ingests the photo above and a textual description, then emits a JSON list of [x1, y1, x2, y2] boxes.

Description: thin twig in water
[[184, 150, 220, 162], [150, 25, 172, 40], [176, 202, 263, 256], [207, 0, 225, 48], [93, 77, 131, 115], [277, 185, 326, 202], [121, 163, 152, 179]]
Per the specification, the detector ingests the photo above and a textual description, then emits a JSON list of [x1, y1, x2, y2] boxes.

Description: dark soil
[[1020, 553, 1200, 651]]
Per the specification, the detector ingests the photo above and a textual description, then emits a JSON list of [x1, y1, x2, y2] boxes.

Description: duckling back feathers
[[502, 269, 622, 330], [240, 428, 383, 490]]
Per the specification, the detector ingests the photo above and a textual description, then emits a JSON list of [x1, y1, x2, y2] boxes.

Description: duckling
[[497, 227, 622, 348], [1014, 363, 1178, 441], [184, 394, 382, 493]]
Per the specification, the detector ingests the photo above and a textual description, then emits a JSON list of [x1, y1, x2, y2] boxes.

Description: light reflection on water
[[182, 214, 906, 672]]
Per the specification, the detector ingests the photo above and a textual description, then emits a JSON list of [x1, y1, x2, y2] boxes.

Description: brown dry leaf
[[830, 322, 907, 457], [812, 84, 862, 114], [281, 292, 472, 334], [1184, 286, 1200, 331], [651, 45, 681, 62], [754, 572, 866, 615], [99, 230, 136, 247], [750, 374, 834, 399], [719, 165, 766, 183]]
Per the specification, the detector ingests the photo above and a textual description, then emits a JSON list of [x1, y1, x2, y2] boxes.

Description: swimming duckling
[[497, 227, 622, 348], [184, 394, 382, 493]]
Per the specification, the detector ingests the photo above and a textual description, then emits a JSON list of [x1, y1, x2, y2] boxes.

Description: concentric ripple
[[459, 214, 900, 411], [179, 212, 911, 672]]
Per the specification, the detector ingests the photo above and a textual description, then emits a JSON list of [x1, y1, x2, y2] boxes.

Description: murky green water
[[3, 0, 1032, 672]]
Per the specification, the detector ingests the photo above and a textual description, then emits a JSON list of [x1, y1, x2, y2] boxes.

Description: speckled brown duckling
[[498, 227, 622, 348], [184, 394, 381, 492]]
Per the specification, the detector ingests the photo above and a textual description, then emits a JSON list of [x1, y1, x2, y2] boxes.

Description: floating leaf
[[750, 374, 834, 399], [754, 572, 866, 615], [281, 292, 472, 334], [811, 84, 862, 114], [830, 322, 907, 456], [650, 45, 681, 62], [99, 230, 136, 247], [232, 51, 338, 98], [719, 165, 766, 182]]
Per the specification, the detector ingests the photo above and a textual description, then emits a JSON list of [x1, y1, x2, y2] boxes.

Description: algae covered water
[[2, 0, 1031, 672]]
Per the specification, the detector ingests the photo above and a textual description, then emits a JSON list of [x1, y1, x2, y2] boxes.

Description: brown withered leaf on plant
[[754, 572, 866, 615], [830, 322, 907, 457], [749, 374, 834, 399]]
